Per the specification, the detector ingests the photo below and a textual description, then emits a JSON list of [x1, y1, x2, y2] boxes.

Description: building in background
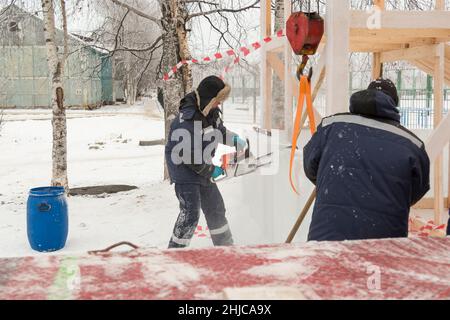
[[0, 4, 124, 109]]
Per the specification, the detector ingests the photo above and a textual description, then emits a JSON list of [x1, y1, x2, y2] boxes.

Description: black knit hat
[[195, 76, 231, 116], [368, 78, 399, 106]]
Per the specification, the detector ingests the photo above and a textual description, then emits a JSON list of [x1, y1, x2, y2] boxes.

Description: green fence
[[349, 88, 450, 129]]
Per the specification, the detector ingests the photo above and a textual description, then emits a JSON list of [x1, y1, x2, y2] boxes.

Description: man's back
[[304, 87, 430, 241]]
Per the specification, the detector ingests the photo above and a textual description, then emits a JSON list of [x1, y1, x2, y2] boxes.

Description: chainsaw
[[211, 138, 273, 183]]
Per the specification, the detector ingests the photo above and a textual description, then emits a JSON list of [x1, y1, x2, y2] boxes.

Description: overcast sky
[[5, 0, 261, 59]]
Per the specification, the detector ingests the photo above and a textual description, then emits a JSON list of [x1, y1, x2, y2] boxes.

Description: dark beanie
[[195, 76, 231, 116], [368, 78, 399, 106]]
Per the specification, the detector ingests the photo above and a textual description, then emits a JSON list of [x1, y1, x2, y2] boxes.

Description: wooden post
[[242, 75, 246, 103], [371, 0, 384, 80], [435, 0, 445, 10], [260, 0, 272, 129], [326, 0, 350, 115], [433, 43, 445, 224], [436, 0, 450, 210], [372, 52, 383, 79], [283, 0, 293, 139], [232, 76, 235, 103], [448, 143, 450, 209], [253, 73, 257, 124]]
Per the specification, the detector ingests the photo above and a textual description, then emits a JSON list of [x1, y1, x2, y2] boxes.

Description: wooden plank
[[380, 45, 438, 63], [425, 112, 450, 162], [433, 43, 445, 225], [350, 10, 450, 29], [311, 49, 326, 102], [413, 197, 449, 209], [436, 0, 447, 213], [326, 0, 350, 115], [372, 0, 384, 82], [265, 37, 284, 53], [436, 0, 445, 10], [372, 52, 382, 79], [267, 52, 284, 80], [284, 0, 293, 139], [373, 0, 385, 8], [260, 0, 272, 130], [350, 29, 450, 42], [410, 58, 450, 87], [350, 43, 403, 52]]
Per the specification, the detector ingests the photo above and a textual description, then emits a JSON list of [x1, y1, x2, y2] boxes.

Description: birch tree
[[41, 0, 69, 189]]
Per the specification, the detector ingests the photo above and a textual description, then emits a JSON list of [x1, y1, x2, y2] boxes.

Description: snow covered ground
[[0, 99, 283, 258], [2, 98, 445, 258]]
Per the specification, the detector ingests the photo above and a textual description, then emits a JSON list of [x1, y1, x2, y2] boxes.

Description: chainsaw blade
[[229, 152, 273, 178]]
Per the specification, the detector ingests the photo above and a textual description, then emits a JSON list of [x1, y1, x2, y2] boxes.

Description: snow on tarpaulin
[[0, 237, 449, 300]]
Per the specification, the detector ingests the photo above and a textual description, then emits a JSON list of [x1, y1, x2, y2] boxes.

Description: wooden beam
[[410, 57, 450, 87], [436, 0, 445, 10], [260, 0, 272, 130], [265, 37, 284, 53], [433, 43, 445, 225], [311, 49, 327, 102], [326, 0, 349, 115], [350, 29, 450, 41], [350, 43, 403, 52], [267, 52, 284, 80], [425, 112, 450, 163], [283, 0, 293, 139], [350, 11, 450, 29], [372, 52, 382, 79], [413, 197, 449, 210], [373, 0, 385, 8], [372, 0, 384, 78], [380, 44, 438, 63]]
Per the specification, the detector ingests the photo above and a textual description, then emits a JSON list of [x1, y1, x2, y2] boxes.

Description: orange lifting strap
[[289, 75, 317, 195]]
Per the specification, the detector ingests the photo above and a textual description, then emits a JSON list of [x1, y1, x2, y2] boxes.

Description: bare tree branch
[[187, 0, 260, 21], [109, 0, 162, 28]]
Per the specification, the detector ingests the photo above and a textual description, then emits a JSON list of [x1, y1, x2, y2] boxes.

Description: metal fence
[[347, 88, 450, 130], [397, 89, 450, 129], [226, 72, 450, 130]]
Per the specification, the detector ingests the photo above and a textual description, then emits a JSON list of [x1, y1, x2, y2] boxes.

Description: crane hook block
[[286, 12, 324, 56]]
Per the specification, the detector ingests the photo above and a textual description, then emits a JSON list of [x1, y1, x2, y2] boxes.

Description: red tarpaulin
[[1, 237, 449, 300]]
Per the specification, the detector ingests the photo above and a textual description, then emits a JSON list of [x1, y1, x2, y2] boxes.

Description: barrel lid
[[29, 186, 65, 197]]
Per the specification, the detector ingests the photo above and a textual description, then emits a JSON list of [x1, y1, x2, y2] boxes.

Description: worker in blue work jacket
[[304, 78, 430, 241], [165, 76, 247, 248]]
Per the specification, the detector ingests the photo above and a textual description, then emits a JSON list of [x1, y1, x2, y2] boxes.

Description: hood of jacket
[[349, 89, 400, 122]]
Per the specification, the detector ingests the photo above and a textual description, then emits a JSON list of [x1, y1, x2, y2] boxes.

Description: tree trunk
[[174, 1, 193, 93], [160, 0, 193, 180], [41, 0, 68, 190], [272, 0, 285, 129]]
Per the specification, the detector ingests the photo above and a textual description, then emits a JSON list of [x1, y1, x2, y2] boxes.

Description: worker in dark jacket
[[165, 76, 247, 248], [304, 78, 430, 241]]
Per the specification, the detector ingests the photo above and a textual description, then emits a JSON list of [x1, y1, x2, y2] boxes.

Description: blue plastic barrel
[[27, 187, 68, 252]]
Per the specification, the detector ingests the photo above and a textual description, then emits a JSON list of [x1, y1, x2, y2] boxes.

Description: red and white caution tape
[[194, 225, 210, 238], [409, 217, 447, 237], [163, 29, 285, 81]]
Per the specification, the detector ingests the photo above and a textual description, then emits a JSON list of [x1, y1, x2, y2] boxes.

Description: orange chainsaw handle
[[220, 153, 233, 170]]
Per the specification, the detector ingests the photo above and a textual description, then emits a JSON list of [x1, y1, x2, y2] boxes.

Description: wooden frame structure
[[259, 0, 450, 224]]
